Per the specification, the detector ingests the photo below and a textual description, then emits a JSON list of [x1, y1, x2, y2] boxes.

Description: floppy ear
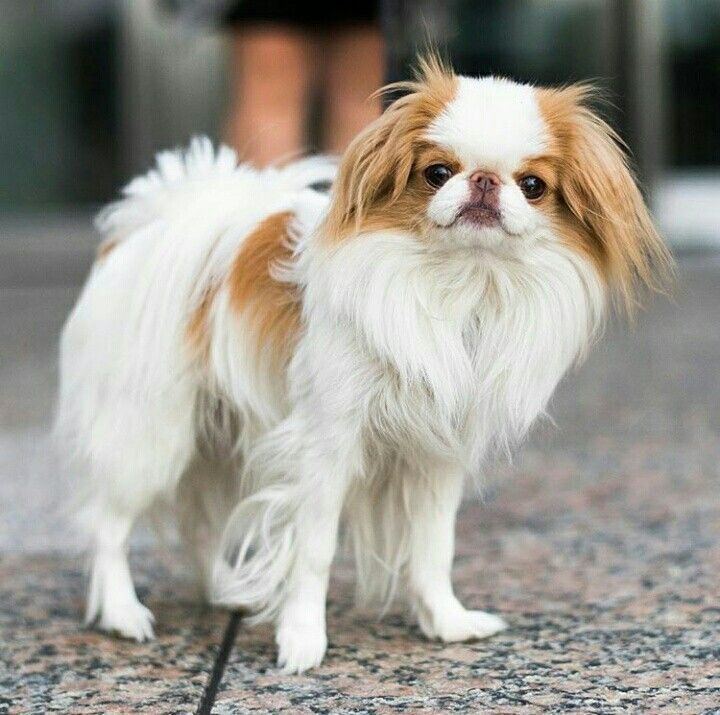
[[325, 54, 457, 237], [542, 86, 674, 315], [325, 102, 416, 235]]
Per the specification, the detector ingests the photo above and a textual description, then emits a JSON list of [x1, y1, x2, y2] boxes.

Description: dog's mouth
[[457, 202, 501, 227]]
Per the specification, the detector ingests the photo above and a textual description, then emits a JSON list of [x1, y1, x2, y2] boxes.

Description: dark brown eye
[[518, 175, 546, 200], [424, 164, 453, 189]]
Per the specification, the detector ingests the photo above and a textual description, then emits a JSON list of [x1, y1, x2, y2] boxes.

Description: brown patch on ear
[[324, 53, 458, 240], [227, 211, 300, 364], [537, 85, 674, 315]]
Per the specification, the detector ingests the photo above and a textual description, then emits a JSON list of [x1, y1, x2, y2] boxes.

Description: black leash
[[195, 611, 242, 715]]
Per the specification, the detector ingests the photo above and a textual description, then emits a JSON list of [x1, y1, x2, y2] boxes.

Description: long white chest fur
[[288, 231, 605, 477]]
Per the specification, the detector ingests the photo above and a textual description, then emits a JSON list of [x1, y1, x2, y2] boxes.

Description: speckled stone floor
[[1, 248, 719, 714]]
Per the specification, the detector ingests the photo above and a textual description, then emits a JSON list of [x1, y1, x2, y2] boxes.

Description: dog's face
[[421, 75, 552, 249], [326, 57, 672, 313]]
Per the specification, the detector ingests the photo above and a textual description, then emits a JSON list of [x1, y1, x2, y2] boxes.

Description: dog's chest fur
[[298, 240, 604, 473]]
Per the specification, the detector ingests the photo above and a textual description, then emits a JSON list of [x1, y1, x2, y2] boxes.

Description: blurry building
[[1, 0, 718, 247]]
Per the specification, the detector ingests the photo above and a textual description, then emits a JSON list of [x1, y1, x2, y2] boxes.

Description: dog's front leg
[[275, 454, 351, 674], [408, 463, 507, 642]]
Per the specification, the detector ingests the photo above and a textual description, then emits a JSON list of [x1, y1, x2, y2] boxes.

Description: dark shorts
[[223, 0, 380, 29]]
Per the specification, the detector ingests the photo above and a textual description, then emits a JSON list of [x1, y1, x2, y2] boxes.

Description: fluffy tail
[[209, 416, 308, 624], [95, 137, 337, 246], [211, 483, 302, 624], [272, 154, 339, 192]]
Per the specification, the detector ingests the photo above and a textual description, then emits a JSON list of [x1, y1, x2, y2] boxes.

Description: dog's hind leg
[[84, 505, 156, 641], [79, 400, 196, 641]]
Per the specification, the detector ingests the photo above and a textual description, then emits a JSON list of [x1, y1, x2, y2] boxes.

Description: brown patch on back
[[187, 283, 219, 361], [227, 211, 300, 363], [324, 53, 459, 241], [535, 85, 673, 315]]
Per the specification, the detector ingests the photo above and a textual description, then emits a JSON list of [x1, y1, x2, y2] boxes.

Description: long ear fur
[[540, 85, 674, 315], [325, 54, 457, 237]]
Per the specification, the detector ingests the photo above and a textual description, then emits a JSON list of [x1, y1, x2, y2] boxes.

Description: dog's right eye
[[424, 164, 453, 189]]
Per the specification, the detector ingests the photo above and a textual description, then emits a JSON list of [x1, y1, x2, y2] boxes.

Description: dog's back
[[55, 139, 334, 639]]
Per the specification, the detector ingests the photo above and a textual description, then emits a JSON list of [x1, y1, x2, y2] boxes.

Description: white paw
[[422, 607, 507, 643], [276, 623, 327, 674], [96, 598, 156, 642]]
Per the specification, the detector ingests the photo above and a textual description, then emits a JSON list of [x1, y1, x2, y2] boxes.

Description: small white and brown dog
[[56, 57, 672, 673]]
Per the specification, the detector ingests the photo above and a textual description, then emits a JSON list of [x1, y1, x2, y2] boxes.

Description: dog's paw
[[422, 607, 507, 643], [276, 623, 327, 674], [97, 598, 156, 642]]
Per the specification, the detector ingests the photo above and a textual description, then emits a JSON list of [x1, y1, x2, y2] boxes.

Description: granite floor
[[1, 228, 719, 713]]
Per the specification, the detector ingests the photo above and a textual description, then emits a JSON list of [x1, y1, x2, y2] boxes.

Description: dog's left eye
[[424, 164, 453, 189], [518, 175, 546, 200]]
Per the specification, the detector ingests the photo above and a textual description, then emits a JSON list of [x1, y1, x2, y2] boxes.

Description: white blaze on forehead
[[426, 76, 547, 174]]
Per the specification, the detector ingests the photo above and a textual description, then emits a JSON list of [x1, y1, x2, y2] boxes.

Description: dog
[[56, 56, 672, 673]]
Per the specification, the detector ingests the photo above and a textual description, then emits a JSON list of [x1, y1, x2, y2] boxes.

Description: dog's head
[[325, 55, 673, 313]]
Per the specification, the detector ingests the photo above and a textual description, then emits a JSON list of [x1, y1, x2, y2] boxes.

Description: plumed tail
[[95, 137, 337, 247], [208, 417, 309, 624], [273, 154, 338, 193]]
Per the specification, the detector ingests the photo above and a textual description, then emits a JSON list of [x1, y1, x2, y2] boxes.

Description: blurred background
[[1, 0, 719, 549], [1, 0, 719, 244]]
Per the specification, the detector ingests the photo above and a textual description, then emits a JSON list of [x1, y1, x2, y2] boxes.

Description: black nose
[[469, 171, 500, 193]]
